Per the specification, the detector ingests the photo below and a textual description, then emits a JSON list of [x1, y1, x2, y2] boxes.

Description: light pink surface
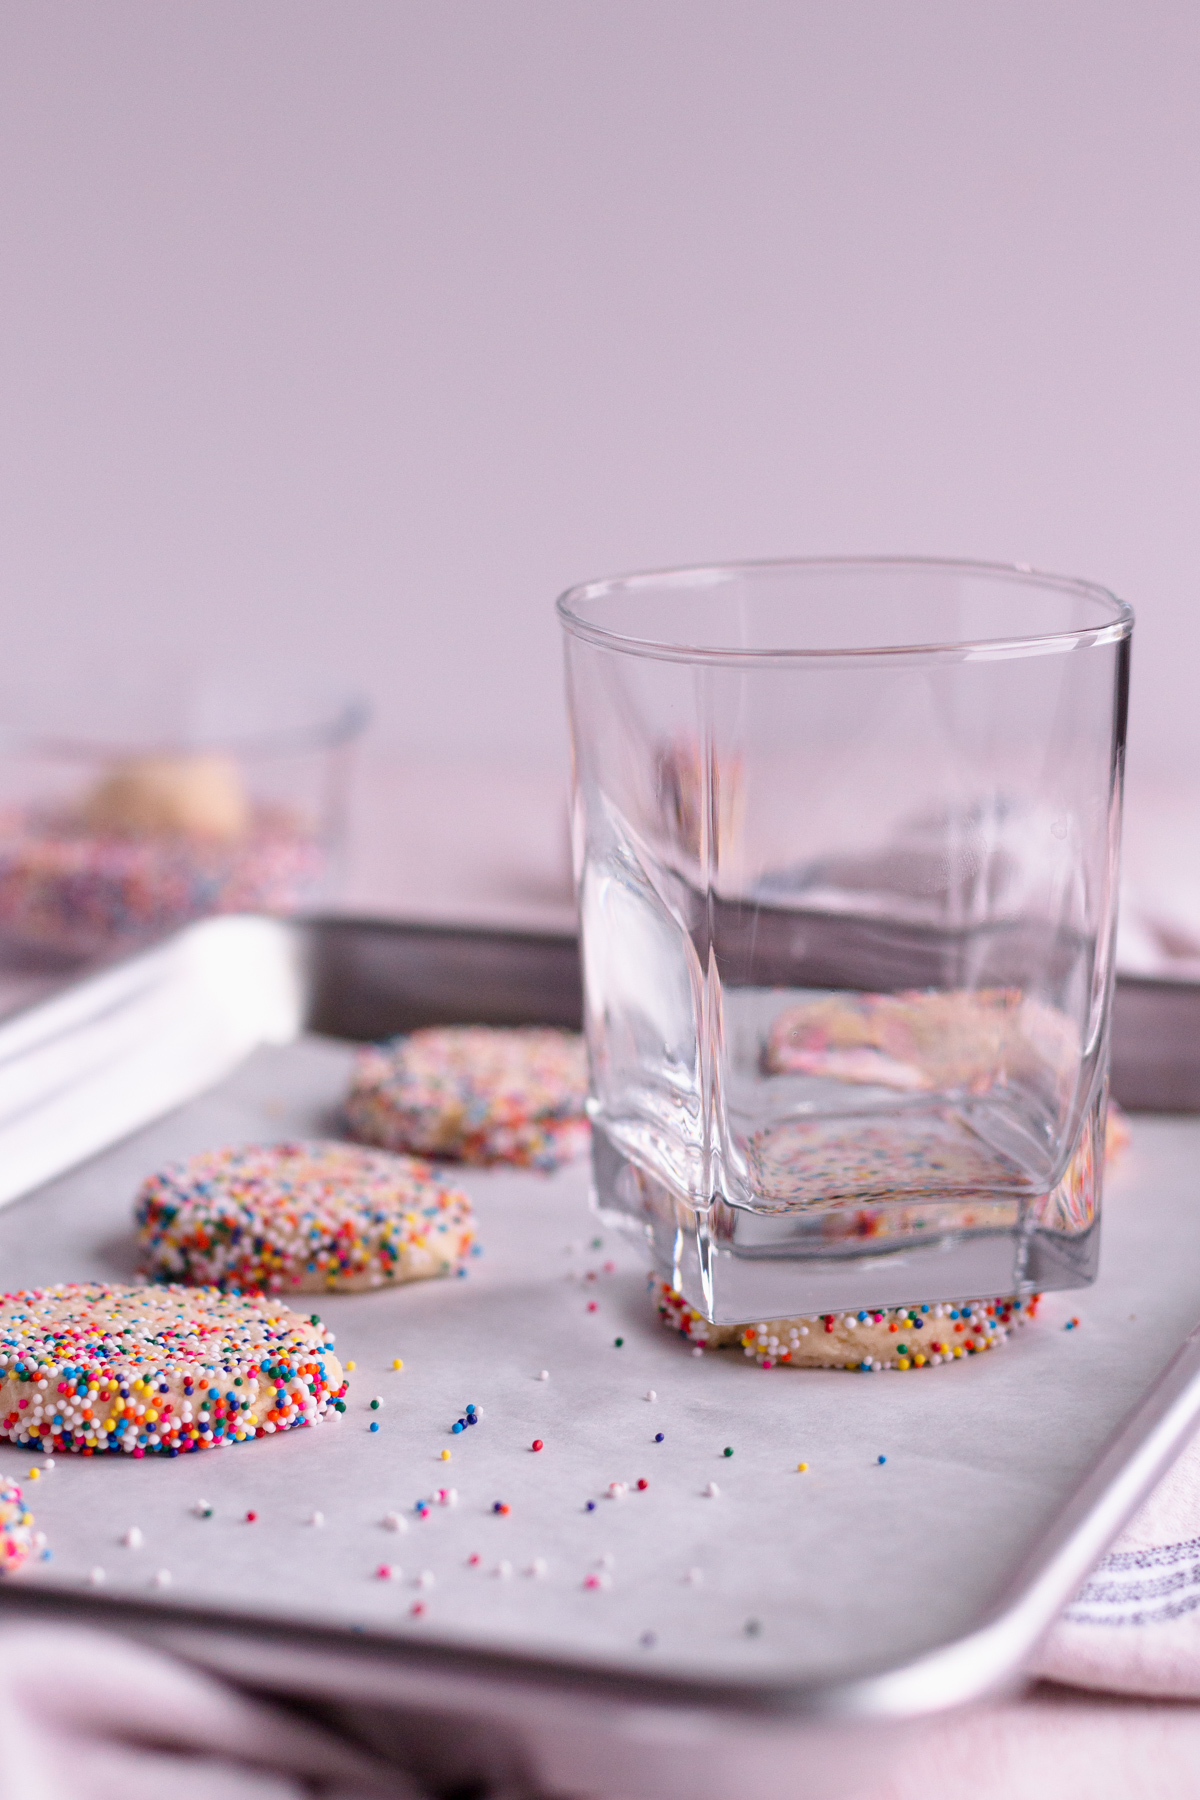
[[0, 3, 1199, 801]]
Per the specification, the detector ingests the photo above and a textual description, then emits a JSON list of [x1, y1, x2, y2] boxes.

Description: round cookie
[[655, 1280, 1040, 1370], [81, 753, 252, 841], [346, 1027, 590, 1170], [135, 1140, 475, 1294], [0, 1282, 346, 1456], [0, 1478, 39, 1573]]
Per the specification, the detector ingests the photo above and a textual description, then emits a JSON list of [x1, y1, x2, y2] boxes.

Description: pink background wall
[[1, 3, 1197, 790]]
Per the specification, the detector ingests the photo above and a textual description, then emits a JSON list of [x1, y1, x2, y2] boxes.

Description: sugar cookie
[[0, 1283, 346, 1456], [80, 753, 251, 841], [765, 987, 1078, 1095], [346, 1027, 589, 1170], [655, 1280, 1040, 1370], [0, 1478, 38, 1572], [135, 1140, 474, 1293]]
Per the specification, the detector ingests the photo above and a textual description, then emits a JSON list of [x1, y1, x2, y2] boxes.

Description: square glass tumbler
[[558, 558, 1133, 1322]]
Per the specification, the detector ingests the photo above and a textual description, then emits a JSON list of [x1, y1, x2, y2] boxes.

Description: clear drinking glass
[[559, 558, 1133, 1322]]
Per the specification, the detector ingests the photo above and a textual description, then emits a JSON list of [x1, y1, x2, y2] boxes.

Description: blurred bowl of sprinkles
[[0, 675, 367, 958]]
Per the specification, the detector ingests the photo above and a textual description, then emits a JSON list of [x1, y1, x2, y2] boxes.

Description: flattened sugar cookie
[[656, 1281, 1040, 1370], [0, 1283, 346, 1457], [346, 1027, 589, 1170], [0, 1478, 40, 1572], [136, 1140, 474, 1293], [764, 988, 1078, 1096]]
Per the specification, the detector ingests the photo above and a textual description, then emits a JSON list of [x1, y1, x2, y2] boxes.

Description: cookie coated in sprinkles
[[346, 1026, 589, 1170], [655, 1280, 1041, 1369], [135, 1140, 474, 1293], [0, 1478, 39, 1572], [0, 1283, 347, 1456]]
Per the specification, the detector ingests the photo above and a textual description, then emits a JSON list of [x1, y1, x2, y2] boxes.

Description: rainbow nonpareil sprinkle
[[0, 805, 321, 956]]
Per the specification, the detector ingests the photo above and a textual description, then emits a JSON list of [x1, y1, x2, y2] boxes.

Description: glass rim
[[0, 694, 371, 765], [555, 555, 1135, 665]]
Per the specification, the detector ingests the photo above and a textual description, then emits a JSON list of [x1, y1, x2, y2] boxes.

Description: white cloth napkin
[[0, 1622, 411, 1800], [1034, 1427, 1200, 1698]]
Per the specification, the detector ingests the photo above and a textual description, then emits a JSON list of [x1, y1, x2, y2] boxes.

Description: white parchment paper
[[0, 1035, 1197, 1691]]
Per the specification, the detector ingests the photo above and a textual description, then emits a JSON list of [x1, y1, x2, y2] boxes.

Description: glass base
[[590, 1087, 1106, 1322]]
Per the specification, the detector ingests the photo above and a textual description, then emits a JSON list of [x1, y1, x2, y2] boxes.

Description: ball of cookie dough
[[135, 1140, 475, 1293], [0, 1478, 39, 1572], [0, 1282, 346, 1456], [655, 1281, 1040, 1370], [346, 1026, 590, 1170], [80, 752, 251, 841]]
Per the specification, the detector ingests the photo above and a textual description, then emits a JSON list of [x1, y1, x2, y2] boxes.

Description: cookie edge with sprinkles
[[654, 1279, 1040, 1370], [0, 1282, 347, 1457]]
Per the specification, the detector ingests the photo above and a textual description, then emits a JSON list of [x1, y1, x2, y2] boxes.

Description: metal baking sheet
[[0, 918, 1198, 1799]]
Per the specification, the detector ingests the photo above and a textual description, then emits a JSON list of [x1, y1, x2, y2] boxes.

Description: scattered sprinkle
[[636, 1478, 649, 1491], [245, 1510, 258, 1522], [493, 1501, 510, 1516], [369, 1422, 380, 1433], [877, 1455, 887, 1466], [703, 1482, 720, 1498], [723, 1447, 733, 1458], [493, 1560, 512, 1580], [532, 1439, 544, 1452], [645, 1389, 657, 1402], [685, 1567, 703, 1585], [640, 1630, 657, 1648], [376, 1564, 396, 1580], [797, 1462, 808, 1473], [370, 1398, 382, 1410], [309, 1511, 325, 1527], [440, 1449, 451, 1461], [538, 1370, 549, 1381], [392, 1358, 404, 1370], [614, 1338, 624, 1348], [585, 1500, 596, 1512], [346, 1361, 357, 1372], [193, 1500, 213, 1519], [654, 1433, 665, 1443], [121, 1526, 143, 1548], [383, 1511, 407, 1533], [608, 1481, 627, 1499], [152, 1569, 172, 1589], [414, 1571, 434, 1589], [410, 1601, 426, 1617], [526, 1558, 548, 1578], [587, 1302, 597, 1313], [1065, 1317, 1081, 1331], [744, 1618, 762, 1637], [88, 1567, 106, 1585]]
